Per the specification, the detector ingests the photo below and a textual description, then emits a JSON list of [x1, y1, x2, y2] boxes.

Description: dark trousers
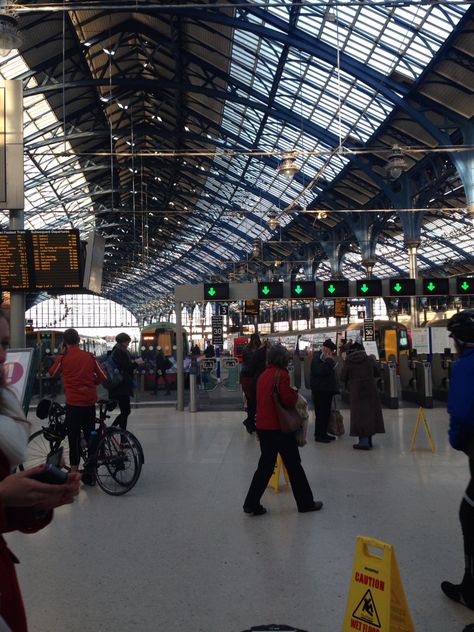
[[240, 376, 256, 423], [112, 395, 131, 431], [244, 429, 315, 511], [155, 370, 170, 393], [312, 390, 333, 439], [460, 459, 474, 603], [65, 404, 96, 466]]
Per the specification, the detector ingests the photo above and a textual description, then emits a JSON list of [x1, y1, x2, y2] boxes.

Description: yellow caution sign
[[267, 453, 289, 492], [342, 536, 415, 632], [409, 406, 436, 453]]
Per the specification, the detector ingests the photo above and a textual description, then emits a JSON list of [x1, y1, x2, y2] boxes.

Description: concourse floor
[[8, 401, 474, 632]]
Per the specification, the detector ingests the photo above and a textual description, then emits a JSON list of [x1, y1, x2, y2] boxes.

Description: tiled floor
[[7, 401, 474, 632]]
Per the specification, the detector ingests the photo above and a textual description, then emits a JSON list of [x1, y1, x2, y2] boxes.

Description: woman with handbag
[[243, 344, 323, 516]]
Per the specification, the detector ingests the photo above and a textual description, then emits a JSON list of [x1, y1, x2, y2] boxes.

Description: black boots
[[441, 579, 474, 610]]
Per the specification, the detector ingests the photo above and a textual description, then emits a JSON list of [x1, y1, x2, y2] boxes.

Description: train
[[261, 320, 411, 362], [139, 322, 190, 390], [26, 329, 108, 365]]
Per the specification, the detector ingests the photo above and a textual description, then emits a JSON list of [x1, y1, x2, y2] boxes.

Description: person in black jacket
[[108, 332, 141, 430], [310, 339, 338, 443], [155, 349, 171, 395]]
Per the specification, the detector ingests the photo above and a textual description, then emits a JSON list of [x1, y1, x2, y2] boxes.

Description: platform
[[8, 402, 473, 632]]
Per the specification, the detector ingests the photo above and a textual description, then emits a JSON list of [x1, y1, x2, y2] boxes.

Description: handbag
[[272, 370, 302, 434], [328, 408, 345, 437]]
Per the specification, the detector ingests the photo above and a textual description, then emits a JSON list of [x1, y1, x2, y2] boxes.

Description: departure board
[[30, 230, 81, 290], [0, 231, 32, 290]]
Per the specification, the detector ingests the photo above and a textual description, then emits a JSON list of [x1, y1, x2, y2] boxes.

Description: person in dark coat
[[155, 349, 171, 395], [240, 333, 260, 434], [204, 341, 215, 358], [310, 339, 338, 443], [108, 332, 141, 430], [340, 342, 385, 450], [441, 310, 474, 615], [243, 344, 322, 516]]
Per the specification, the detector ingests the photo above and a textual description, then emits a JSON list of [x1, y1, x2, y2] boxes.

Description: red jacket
[[0, 451, 52, 632], [256, 365, 298, 430], [49, 346, 106, 406]]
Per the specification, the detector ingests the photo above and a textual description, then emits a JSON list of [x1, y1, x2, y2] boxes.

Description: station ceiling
[[1, 1, 473, 317]]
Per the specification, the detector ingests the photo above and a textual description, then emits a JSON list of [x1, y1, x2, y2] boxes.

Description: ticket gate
[[377, 361, 398, 409], [399, 353, 433, 408], [431, 350, 456, 402]]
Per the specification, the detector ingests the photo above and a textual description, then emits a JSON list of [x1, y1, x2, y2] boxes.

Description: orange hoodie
[[49, 345, 106, 406]]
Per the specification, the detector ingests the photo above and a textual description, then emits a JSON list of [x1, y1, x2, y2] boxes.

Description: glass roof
[[0, 2, 472, 313]]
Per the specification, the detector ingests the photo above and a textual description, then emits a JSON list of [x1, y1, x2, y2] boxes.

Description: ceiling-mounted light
[[252, 240, 261, 257], [267, 212, 280, 231], [317, 211, 328, 220], [277, 151, 299, 179], [386, 145, 407, 180], [0, 5, 23, 57]]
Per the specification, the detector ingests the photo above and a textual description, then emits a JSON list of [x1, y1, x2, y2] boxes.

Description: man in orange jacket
[[49, 329, 106, 484]]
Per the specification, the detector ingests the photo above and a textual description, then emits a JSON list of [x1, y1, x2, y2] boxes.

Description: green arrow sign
[[461, 281, 470, 291], [207, 287, 216, 297], [327, 284, 336, 294], [294, 285, 303, 295], [261, 285, 270, 295], [393, 283, 402, 293], [427, 282, 436, 292], [360, 283, 369, 293]]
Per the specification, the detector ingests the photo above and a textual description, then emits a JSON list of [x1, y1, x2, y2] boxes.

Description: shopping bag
[[328, 408, 345, 437]]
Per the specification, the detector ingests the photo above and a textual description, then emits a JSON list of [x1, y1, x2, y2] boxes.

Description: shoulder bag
[[272, 370, 302, 434]]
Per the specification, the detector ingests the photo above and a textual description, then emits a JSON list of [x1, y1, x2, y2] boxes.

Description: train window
[[399, 329, 410, 350]]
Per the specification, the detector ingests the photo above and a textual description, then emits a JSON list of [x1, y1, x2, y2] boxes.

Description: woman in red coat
[[243, 344, 323, 515], [0, 309, 80, 631]]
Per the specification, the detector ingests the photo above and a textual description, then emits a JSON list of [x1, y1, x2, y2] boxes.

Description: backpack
[[101, 355, 123, 390]]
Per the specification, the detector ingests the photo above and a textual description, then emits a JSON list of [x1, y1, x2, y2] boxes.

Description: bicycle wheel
[[122, 429, 144, 466], [19, 429, 69, 471], [94, 428, 140, 495]]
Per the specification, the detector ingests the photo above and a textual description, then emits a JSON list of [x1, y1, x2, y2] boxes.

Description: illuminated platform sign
[[203, 282, 229, 300], [422, 278, 449, 296], [355, 279, 382, 298], [388, 278, 416, 296], [456, 277, 474, 295], [290, 281, 316, 299], [323, 280, 349, 298], [258, 281, 283, 299]]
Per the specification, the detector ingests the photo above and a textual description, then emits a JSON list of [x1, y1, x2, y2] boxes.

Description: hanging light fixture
[[0, 2, 22, 57], [277, 151, 299, 179], [317, 210, 328, 220], [251, 239, 261, 257], [267, 211, 280, 231], [386, 145, 407, 181]]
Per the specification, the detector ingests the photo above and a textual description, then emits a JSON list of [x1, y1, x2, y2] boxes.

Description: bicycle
[[21, 399, 144, 496]]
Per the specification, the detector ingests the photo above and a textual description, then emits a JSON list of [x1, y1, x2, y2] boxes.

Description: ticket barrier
[[431, 349, 456, 402], [399, 353, 433, 408], [377, 361, 398, 409]]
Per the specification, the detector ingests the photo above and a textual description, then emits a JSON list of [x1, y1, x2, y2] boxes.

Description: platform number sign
[[211, 315, 223, 345], [456, 277, 474, 295]]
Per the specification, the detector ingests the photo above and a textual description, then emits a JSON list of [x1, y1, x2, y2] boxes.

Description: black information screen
[[323, 280, 349, 298], [30, 230, 82, 290], [388, 278, 416, 296], [203, 282, 229, 301], [355, 279, 382, 298], [422, 277, 449, 296], [0, 231, 32, 290], [258, 281, 284, 299], [456, 277, 474, 295], [290, 281, 316, 298]]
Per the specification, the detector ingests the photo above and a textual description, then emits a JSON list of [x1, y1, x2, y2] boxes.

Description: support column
[[175, 301, 184, 411], [9, 208, 25, 348], [309, 300, 314, 329], [288, 300, 293, 331], [269, 303, 275, 333], [362, 259, 375, 319], [406, 239, 420, 328]]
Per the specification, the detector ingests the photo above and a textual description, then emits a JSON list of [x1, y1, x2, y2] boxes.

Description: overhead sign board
[[388, 278, 416, 296], [290, 281, 316, 299], [257, 281, 283, 299], [334, 297, 348, 318], [456, 277, 474, 295], [323, 280, 349, 298], [422, 277, 449, 296], [244, 299, 259, 315], [355, 279, 382, 298], [204, 282, 229, 301]]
